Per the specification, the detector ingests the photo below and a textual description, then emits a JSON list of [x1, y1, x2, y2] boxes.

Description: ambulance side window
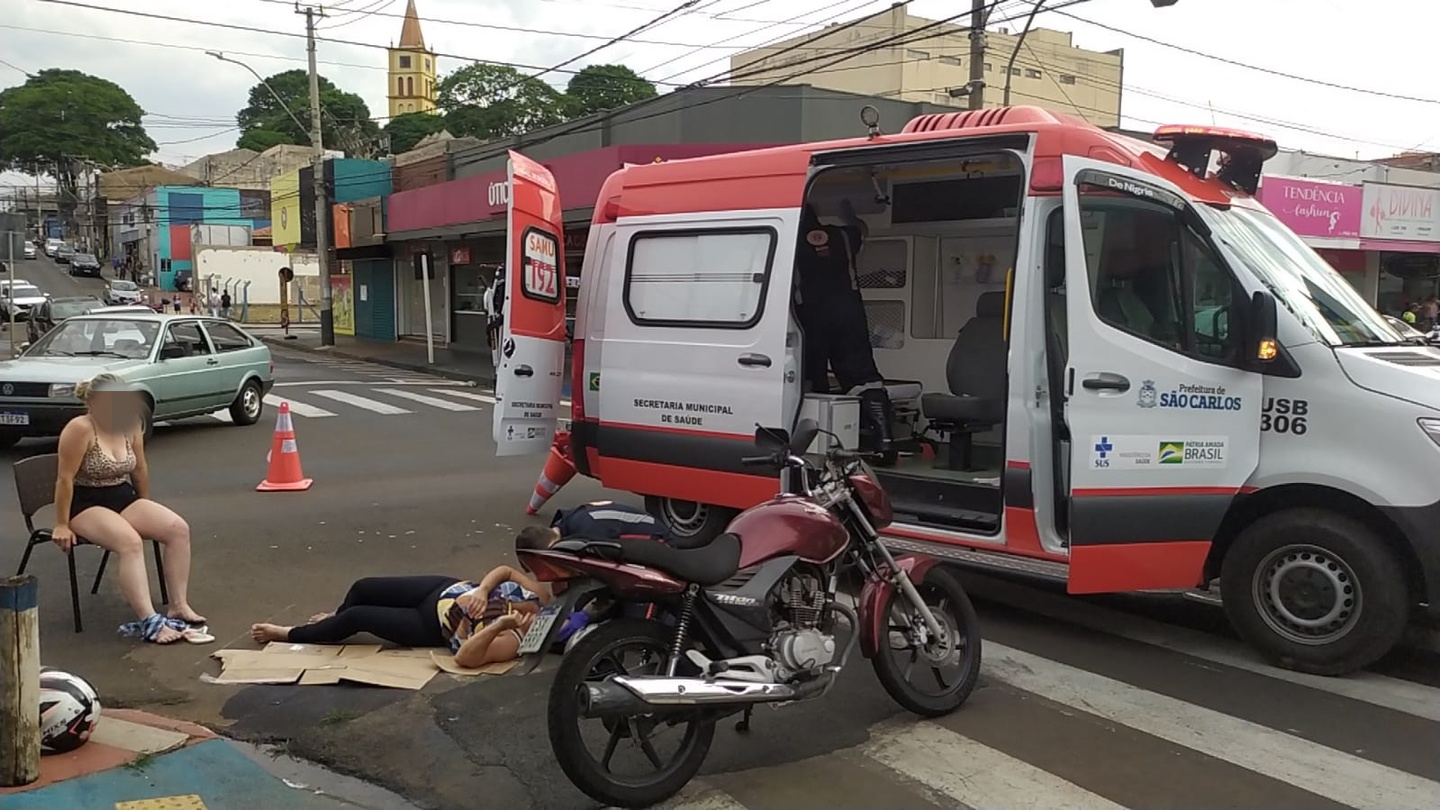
[[1077, 186, 1240, 365], [623, 228, 777, 328]]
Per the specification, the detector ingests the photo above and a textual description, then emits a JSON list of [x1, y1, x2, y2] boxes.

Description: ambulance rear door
[[594, 211, 799, 504], [493, 150, 568, 457], [1059, 156, 1262, 593]]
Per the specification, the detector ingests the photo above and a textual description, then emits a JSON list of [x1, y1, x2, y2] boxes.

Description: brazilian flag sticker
[[1158, 441, 1185, 464], [588, 372, 601, 392]]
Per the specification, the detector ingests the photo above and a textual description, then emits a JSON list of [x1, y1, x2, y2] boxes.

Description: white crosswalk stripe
[[584, 574, 1440, 810], [308, 388, 412, 414], [375, 387, 479, 411], [263, 394, 336, 418]]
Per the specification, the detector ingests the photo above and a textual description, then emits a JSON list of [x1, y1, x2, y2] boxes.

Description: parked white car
[[1, 281, 48, 321], [104, 279, 144, 306]]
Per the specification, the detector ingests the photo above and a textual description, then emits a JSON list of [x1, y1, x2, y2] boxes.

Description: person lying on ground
[[249, 564, 552, 669], [53, 373, 209, 645]]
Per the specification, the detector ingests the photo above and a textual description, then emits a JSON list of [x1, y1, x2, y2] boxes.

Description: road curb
[[260, 336, 495, 386]]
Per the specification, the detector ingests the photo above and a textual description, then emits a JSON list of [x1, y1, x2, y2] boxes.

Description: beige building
[[729, 6, 1123, 127], [177, 145, 314, 190], [387, 0, 438, 118]]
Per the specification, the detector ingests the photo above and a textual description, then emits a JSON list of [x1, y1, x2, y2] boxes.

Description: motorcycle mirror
[[790, 418, 821, 455], [753, 424, 790, 452]]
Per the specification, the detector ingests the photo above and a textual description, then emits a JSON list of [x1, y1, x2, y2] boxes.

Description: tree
[[0, 69, 156, 218], [437, 63, 566, 140], [383, 112, 448, 154], [234, 70, 379, 156], [564, 64, 658, 118]]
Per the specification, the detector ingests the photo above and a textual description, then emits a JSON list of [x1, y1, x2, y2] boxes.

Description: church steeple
[[387, 0, 437, 119]]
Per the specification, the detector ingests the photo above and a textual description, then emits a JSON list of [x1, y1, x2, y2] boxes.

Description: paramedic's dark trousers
[[798, 304, 895, 458], [285, 575, 455, 647]]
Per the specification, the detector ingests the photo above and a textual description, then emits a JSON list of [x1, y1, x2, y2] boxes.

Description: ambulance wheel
[[1220, 508, 1409, 676], [646, 497, 733, 546]]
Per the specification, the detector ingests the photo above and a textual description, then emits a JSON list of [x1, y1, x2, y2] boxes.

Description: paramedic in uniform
[[794, 202, 896, 463]]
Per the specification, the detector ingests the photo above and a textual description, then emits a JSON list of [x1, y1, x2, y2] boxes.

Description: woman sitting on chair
[[52, 373, 209, 645]]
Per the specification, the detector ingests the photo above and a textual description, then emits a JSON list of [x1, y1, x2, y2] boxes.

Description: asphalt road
[[3, 253, 1438, 810]]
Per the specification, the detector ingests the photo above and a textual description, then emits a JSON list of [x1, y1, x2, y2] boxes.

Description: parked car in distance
[[68, 252, 102, 277], [103, 279, 144, 306], [26, 295, 104, 343], [23, 242, 36, 260], [54, 245, 75, 264], [0, 313, 274, 450], [43, 239, 63, 257], [0, 282, 48, 321]]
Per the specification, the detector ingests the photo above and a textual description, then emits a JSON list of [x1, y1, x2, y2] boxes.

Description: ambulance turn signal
[[1257, 338, 1279, 362]]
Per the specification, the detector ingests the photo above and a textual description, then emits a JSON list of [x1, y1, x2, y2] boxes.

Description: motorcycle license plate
[[518, 603, 562, 655]]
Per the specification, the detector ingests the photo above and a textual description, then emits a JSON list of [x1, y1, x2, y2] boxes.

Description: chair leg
[[67, 552, 84, 633], [91, 550, 110, 595], [152, 541, 169, 606], [16, 541, 36, 576]]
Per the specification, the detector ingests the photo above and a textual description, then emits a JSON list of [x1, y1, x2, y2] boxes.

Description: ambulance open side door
[[493, 150, 568, 457], [1059, 155, 1262, 594]]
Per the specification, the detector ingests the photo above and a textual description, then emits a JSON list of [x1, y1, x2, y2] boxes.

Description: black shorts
[[71, 483, 139, 519]]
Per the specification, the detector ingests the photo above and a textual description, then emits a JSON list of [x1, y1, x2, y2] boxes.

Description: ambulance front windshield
[[1201, 205, 1403, 347]]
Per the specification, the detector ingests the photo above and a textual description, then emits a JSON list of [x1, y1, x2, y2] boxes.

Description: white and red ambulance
[[492, 106, 1440, 676]]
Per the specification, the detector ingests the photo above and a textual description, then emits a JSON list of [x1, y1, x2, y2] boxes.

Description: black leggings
[[286, 575, 458, 647]]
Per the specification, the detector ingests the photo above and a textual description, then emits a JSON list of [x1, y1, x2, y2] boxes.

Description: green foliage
[[234, 69, 379, 155], [0, 69, 156, 175], [382, 112, 447, 154], [436, 63, 567, 140], [564, 64, 658, 118]]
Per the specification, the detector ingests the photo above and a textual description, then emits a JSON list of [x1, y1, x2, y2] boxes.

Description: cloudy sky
[[1, 0, 1435, 193]]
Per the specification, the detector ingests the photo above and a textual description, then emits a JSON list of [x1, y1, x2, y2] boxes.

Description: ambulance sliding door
[[1059, 156, 1262, 593]]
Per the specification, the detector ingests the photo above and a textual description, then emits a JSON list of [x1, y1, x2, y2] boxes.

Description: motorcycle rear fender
[[515, 547, 689, 598], [515, 578, 608, 676], [858, 555, 940, 659]]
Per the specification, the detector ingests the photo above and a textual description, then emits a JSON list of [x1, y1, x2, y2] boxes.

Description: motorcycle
[[513, 419, 983, 808]]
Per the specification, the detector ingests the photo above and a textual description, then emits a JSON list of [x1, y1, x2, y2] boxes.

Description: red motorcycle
[[514, 419, 982, 808]]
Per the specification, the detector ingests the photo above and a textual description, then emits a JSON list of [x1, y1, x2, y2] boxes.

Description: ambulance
[[492, 105, 1440, 676]]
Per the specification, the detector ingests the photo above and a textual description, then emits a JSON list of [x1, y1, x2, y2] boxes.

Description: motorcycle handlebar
[[741, 454, 780, 467]]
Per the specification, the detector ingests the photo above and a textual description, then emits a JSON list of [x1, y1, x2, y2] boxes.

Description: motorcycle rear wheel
[[872, 567, 982, 717], [547, 618, 715, 809]]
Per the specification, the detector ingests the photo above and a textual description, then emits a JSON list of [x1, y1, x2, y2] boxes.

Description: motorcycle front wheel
[[547, 618, 715, 809], [872, 567, 982, 717]]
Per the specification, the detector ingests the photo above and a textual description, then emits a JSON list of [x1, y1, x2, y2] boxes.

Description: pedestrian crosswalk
[[156, 385, 575, 427], [600, 575, 1440, 810]]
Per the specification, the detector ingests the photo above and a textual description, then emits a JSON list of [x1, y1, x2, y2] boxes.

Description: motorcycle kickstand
[[735, 706, 754, 733]]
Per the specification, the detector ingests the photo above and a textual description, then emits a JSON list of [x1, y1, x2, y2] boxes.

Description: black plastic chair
[[13, 453, 168, 633]]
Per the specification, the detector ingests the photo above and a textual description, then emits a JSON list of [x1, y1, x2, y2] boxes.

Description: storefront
[[1257, 175, 1374, 298], [1362, 182, 1440, 319], [334, 198, 396, 341]]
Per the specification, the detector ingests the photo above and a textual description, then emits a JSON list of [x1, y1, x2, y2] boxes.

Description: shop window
[[624, 228, 776, 328], [452, 264, 488, 314]]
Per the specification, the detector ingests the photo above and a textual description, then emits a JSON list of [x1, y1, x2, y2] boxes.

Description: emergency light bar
[[1152, 124, 1278, 196]]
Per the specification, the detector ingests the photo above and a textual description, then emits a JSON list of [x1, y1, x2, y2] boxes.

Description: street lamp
[[1002, 0, 1181, 106], [206, 51, 310, 139]]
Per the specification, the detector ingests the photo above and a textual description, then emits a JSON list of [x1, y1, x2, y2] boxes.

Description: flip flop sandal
[[181, 628, 216, 644]]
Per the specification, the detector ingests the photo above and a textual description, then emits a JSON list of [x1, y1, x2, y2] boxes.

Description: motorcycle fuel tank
[[728, 496, 850, 570]]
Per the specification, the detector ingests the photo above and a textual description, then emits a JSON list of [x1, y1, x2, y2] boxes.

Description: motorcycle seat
[[553, 532, 742, 587]]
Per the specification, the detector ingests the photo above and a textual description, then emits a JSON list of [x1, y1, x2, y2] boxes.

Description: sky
[[1, 0, 1436, 195]]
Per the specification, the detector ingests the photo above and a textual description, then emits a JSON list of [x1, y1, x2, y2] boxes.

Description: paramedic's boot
[[858, 388, 898, 467]]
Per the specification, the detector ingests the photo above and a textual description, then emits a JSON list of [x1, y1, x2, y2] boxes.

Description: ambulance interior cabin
[[800, 153, 1025, 533]]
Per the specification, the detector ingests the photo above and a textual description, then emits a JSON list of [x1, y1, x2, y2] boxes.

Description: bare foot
[[307, 612, 334, 624], [152, 625, 184, 645], [250, 623, 292, 644], [168, 606, 207, 625]]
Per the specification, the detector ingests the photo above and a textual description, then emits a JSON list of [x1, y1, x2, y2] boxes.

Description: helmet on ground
[[39, 670, 101, 755]]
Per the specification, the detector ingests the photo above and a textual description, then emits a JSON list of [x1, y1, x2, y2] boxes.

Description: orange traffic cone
[[526, 431, 576, 514], [257, 401, 313, 492]]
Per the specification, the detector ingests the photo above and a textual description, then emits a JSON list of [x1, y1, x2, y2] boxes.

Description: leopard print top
[[74, 434, 136, 487]]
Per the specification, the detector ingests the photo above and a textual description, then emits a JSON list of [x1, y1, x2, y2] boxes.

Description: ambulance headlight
[[1417, 418, 1440, 448]]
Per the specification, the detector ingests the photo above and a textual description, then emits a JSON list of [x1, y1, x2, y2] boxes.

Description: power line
[[528, 0, 703, 84], [1052, 9, 1440, 106]]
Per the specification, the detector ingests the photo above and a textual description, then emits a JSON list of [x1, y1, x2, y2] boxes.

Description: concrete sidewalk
[[1, 709, 417, 810], [252, 326, 496, 385]]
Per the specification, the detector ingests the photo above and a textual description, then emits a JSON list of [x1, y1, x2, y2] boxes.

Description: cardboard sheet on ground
[[209, 643, 517, 689]]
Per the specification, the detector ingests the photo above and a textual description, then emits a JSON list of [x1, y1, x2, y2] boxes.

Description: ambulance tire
[[1220, 509, 1409, 677], [646, 497, 734, 545]]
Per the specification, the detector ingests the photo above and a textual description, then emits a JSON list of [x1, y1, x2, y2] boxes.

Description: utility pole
[[967, 0, 988, 110], [299, 3, 334, 346]]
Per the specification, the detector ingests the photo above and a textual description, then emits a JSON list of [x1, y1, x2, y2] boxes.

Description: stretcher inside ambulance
[[492, 107, 1440, 677]]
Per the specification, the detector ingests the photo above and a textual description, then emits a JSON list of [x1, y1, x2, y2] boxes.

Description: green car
[[0, 312, 273, 450]]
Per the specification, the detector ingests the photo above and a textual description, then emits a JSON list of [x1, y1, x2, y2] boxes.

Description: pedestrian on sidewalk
[[208, 289, 220, 317], [173, 296, 182, 314], [220, 289, 232, 320], [51, 374, 211, 645]]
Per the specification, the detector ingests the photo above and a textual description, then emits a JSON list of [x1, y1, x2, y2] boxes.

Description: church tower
[[387, 0, 437, 118]]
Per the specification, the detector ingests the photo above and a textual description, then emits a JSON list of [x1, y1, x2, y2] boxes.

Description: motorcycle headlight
[[49, 383, 76, 398]]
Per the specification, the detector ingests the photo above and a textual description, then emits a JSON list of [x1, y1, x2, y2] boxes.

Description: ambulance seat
[[921, 291, 1007, 471]]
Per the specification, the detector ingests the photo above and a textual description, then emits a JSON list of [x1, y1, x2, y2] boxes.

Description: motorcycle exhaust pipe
[[579, 676, 830, 719]]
